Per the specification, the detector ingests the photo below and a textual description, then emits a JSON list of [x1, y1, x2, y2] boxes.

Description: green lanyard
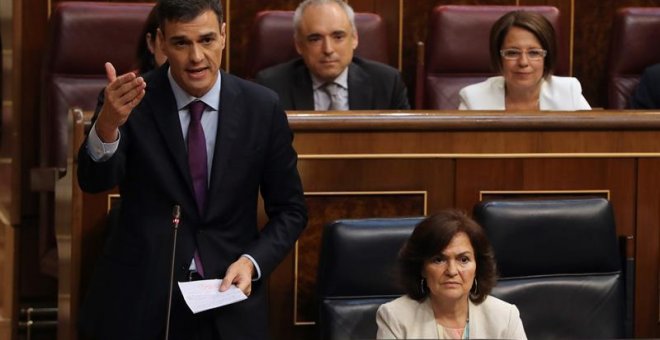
[[463, 318, 470, 339]]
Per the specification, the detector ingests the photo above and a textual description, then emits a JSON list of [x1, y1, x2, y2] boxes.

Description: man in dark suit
[[630, 63, 660, 109], [255, 0, 410, 111], [77, 0, 307, 339]]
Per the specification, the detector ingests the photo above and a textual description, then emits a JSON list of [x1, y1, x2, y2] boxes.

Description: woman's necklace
[[433, 298, 471, 339], [505, 85, 542, 111], [436, 312, 470, 339], [505, 96, 540, 111]]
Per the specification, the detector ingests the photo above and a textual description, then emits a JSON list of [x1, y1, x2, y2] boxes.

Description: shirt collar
[[167, 67, 222, 110], [311, 66, 349, 90]]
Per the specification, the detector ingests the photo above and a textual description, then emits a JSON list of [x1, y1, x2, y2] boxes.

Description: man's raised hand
[[95, 62, 146, 142]]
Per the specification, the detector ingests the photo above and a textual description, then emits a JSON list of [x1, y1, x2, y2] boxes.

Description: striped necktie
[[323, 82, 341, 110]]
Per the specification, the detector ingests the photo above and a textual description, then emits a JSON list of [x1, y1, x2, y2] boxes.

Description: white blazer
[[458, 75, 591, 110], [376, 295, 527, 339]]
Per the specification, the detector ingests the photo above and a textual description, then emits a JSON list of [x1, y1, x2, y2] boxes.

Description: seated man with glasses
[[458, 11, 590, 111]]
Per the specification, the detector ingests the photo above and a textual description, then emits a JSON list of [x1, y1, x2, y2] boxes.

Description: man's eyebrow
[[199, 32, 218, 39], [168, 35, 190, 42]]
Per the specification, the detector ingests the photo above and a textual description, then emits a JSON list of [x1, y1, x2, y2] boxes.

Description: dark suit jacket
[[77, 64, 307, 339], [254, 57, 410, 110], [630, 63, 660, 109]]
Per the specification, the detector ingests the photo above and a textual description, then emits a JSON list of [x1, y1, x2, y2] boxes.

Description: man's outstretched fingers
[[104, 62, 117, 83], [115, 78, 146, 107]]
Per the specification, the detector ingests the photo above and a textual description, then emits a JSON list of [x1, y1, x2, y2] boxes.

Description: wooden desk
[[57, 110, 660, 339]]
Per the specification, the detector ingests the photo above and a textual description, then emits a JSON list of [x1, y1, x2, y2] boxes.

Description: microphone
[[165, 205, 181, 340]]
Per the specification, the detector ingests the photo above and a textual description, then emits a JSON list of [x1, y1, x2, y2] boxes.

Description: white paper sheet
[[177, 279, 247, 314]]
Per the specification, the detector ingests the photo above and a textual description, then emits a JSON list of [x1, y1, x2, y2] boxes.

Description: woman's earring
[[470, 278, 479, 299], [420, 278, 427, 295]]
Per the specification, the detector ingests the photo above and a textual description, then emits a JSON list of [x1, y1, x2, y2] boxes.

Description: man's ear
[[294, 34, 303, 55], [156, 28, 166, 54], [220, 22, 227, 49], [352, 30, 359, 50], [146, 33, 156, 54]]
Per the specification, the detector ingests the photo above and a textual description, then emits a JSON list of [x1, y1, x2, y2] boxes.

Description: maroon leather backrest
[[41, 1, 153, 173], [418, 5, 566, 109], [245, 10, 389, 79], [607, 7, 660, 109]]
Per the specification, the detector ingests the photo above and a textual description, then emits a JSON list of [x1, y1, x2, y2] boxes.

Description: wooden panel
[[574, 0, 621, 108], [480, 190, 609, 201], [21, 0, 57, 307], [12, 1, 60, 339], [0, 223, 17, 340], [454, 158, 636, 238], [1, 0, 18, 337], [347, 0, 401, 69], [636, 159, 660, 337]]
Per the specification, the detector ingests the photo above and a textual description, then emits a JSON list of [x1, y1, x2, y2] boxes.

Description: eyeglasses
[[500, 48, 547, 60]]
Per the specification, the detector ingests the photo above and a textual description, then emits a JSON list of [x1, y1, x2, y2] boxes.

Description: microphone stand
[[165, 205, 181, 340]]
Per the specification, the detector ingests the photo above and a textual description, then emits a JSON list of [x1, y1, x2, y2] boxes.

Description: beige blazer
[[376, 295, 527, 339], [458, 75, 591, 111]]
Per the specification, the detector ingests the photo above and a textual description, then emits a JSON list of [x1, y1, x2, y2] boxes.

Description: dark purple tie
[[187, 100, 207, 277], [188, 100, 208, 213]]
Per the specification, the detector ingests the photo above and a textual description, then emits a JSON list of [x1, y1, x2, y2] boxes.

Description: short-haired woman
[[376, 210, 527, 339], [458, 11, 590, 111]]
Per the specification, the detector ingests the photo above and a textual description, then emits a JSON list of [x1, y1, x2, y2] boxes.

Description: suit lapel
[[492, 76, 507, 110], [207, 72, 240, 212], [293, 65, 314, 110], [147, 67, 195, 195], [347, 61, 373, 110]]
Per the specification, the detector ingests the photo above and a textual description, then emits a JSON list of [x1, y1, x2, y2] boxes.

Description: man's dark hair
[[157, 0, 223, 30], [136, 5, 160, 74]]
